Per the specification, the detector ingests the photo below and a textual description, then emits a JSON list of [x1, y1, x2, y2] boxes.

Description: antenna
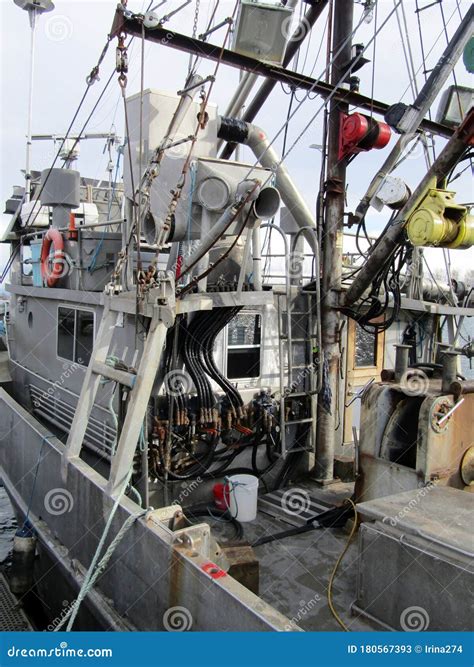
[[14, 0, 55, 202]]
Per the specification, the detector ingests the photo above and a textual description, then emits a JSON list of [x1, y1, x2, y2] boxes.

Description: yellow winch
[[406, 179, 474, 249]]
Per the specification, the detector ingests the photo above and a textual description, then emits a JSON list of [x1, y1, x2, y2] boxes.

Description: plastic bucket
[[227, 474, 259, 522]]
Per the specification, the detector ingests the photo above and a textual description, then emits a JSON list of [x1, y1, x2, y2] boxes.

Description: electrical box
[[232, 0, 293, 65]]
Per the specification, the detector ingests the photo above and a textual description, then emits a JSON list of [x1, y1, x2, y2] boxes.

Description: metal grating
[[0, 573, 33, 631], [258, 489, 333, 527]]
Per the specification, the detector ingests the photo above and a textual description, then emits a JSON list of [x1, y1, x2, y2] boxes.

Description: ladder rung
[[284, 417, 313, 426], [291, 311, 311, 315], [284, 446, 312, 454], [92, 360, 136, 389], [279, 336, 315, 342]]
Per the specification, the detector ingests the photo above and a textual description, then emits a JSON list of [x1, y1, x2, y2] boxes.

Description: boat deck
[[210, 481, 376, 631]]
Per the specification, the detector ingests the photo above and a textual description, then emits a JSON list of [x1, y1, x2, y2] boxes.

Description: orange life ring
[[40, 228, 65, 288]]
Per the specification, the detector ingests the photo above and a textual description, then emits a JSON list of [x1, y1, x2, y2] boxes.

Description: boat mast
[[14, 0, 55, 203], [314, 0, 354, 483]]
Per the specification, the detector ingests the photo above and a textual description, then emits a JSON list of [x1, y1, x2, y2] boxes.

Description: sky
[[0, 0, 472, 284]]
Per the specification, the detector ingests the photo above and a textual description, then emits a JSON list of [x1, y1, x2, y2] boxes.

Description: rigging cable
[[243, 1, 404, 190], [0, 35, 116, 284]]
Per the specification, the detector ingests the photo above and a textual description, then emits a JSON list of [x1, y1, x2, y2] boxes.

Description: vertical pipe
[[252, 223, 262, 291], [314, 0, 353, 483], [25, 8, 37, 203], [394, 344, 412, 382], [442, 351, 458, 393]]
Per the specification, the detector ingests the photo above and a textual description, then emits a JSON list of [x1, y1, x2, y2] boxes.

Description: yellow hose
[[327, 498, 358, 631]]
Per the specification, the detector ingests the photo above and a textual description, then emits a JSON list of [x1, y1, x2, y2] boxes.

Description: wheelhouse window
[[355, 323, 377, 367], [227, 312, 261, 379], [57, 307, 94, 365]]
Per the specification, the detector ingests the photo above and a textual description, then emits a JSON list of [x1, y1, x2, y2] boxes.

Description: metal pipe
[[217, 118, 318, 250], [343, 109, 474, 308], [24, 7, 37, 203], [352, 4, 473, 225], [441, 351, 458, 393], [450, 380, 474, 399], [216, 72, 259, 153], [219, 0, 329, 159], [394, 344, 412, 382], [110, 7, 452, 140], [315, 0, 353, 483], [252, 223, 262, 291]]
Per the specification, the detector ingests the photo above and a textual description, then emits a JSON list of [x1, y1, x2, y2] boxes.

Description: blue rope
[[20, 436, 50, 535]]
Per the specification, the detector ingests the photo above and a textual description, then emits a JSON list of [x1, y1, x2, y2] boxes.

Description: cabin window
[[57, 307, 94, 366], [227, 312, 261, 379], [355, 323, 377, 367]]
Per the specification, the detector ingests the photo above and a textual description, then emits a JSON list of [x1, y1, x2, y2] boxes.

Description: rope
[[327, 499, 358, 631], [53, 470, 135, 631], [21, 436, 49, 531], [60, 510, 145, 631]]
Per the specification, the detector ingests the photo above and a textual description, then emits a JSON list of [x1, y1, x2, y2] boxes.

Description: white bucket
[[227, 474, 259, 522]]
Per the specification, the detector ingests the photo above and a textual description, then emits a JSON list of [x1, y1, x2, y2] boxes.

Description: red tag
[[201, 562, 227, 579]]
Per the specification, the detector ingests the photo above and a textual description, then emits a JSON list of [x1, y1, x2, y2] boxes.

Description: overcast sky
[[0, 0, 472, 280]]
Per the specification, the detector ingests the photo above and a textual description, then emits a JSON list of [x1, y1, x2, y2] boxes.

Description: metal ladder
[[62, 288, 172, 497], [259, 223, 321, 457], [277, 289, 320, 456]]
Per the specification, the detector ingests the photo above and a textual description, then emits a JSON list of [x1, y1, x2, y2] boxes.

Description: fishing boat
[[0, 0, 473, 633]]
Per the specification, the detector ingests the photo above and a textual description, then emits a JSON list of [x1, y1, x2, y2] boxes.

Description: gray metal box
[[354, 487, 474, 631], [232, 0, 293, 64]]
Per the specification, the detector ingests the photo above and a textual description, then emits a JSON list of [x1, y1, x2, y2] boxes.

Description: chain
[[192, 0, 200, 38], [188, 0, 201, 73]]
